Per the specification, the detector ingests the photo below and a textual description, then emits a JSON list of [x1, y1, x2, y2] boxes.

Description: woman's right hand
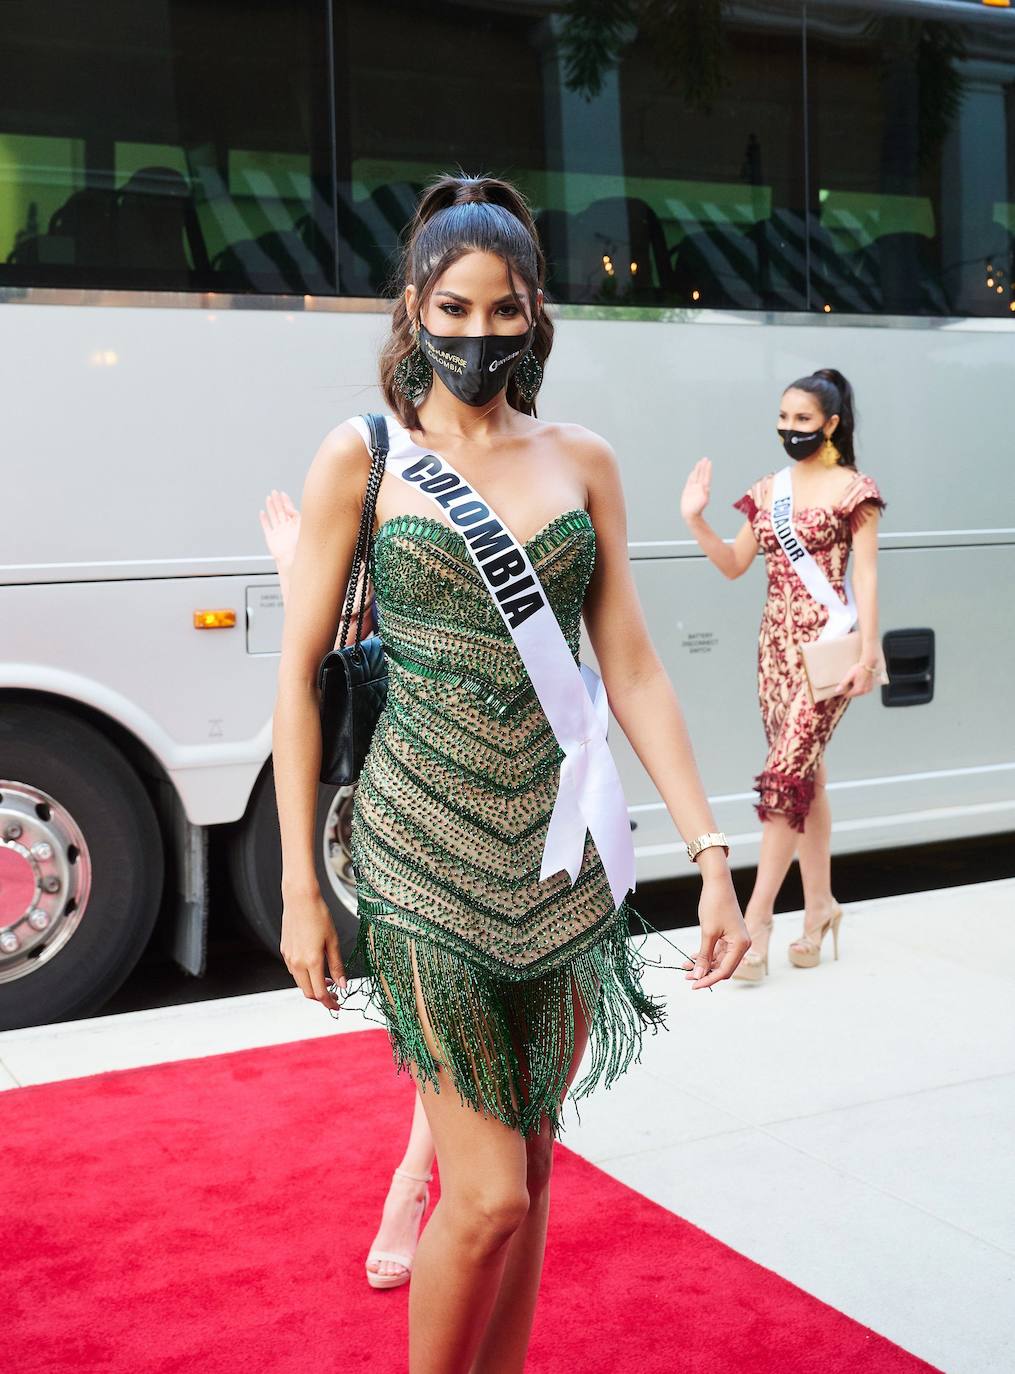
[[280, 886, 346, 1013], [680, 458, 712, 523]]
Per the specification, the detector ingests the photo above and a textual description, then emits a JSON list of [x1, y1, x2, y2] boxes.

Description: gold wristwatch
[[686, 831, 730, 863]]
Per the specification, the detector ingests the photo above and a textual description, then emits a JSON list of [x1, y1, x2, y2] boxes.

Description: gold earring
[[820, 436, 839, 467]]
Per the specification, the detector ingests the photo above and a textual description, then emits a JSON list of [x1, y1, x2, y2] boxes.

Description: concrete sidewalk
[[3, 877, 1013, 1374]]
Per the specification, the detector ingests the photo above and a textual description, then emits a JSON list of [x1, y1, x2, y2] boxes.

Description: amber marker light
[[982, 1, 1010, 9], [193, 609, 237, 629]]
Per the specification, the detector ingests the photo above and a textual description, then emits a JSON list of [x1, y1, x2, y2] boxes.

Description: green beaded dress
[[347, 503, 668, 1139]]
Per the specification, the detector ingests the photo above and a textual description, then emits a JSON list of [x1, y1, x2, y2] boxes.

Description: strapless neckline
[[375, 506, 592, 553]]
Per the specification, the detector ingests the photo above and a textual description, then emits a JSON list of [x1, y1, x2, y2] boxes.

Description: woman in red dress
[[680, 368, 886, 979]]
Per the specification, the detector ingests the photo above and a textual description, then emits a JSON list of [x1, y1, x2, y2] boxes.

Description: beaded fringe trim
[[343, 903, 669, 1140]]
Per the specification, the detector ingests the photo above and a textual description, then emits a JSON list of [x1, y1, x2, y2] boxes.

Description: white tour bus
[[2, 0, 1013, 1030]]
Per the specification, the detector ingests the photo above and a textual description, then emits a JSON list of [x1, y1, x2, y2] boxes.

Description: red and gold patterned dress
[[733, 469, 886, 832]]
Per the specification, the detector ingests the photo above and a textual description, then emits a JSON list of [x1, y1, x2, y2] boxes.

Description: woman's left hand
[[680, 861, 751, 989], [836, 660, 880, 698]]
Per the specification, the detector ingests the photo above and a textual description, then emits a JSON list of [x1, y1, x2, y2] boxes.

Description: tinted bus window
[[335, 0, 1015, 320], [333, 0, 805, 309], [616, 3, 805, 311], [333, 1, 546, 297], [0, 0, 335, 295], [807, 3, 1015, 317]]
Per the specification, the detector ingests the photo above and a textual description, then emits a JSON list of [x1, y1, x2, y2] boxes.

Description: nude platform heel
[[365, 1165, 433, 1290], [732, 919, 774, 982], [788, 905, 843, 969]]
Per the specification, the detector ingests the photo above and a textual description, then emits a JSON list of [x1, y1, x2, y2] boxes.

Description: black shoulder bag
[[317, 413, 389, 786]]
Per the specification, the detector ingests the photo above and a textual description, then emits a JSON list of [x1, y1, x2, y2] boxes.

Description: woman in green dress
[[272, 173, 748, 1374]]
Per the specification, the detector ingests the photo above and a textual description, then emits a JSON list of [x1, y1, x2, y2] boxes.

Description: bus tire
[[225, 760, 360, 968], [0, 703, 164, 1031]]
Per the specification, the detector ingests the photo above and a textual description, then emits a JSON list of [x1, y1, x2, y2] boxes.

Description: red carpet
[[3, 1029, 940, 1374]]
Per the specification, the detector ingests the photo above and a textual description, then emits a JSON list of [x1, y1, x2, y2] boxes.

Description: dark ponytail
[[378, 171, 553, 428], [786, 367, 858, 468]]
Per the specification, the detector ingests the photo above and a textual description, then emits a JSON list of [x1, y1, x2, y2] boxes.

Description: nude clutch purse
[[799, 632, 862, 704]]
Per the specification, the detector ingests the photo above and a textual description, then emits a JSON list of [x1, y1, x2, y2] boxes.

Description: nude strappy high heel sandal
[[732, 918, 774, 982], [365, 1165, 433, 1290], [788, 904, 844, 969]]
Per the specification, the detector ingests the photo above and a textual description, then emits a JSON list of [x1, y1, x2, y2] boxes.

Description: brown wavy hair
[[379, 172, 553, 429]]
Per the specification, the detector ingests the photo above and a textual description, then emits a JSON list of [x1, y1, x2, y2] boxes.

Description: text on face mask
[[423, 340, 468, 373]]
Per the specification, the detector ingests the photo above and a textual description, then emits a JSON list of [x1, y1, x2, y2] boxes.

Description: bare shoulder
[[835, 466, 880, 501], [756, 471, 776, 505], [310, 417, 372, 475], [302, 418, 373, 516], [541, 420, 620, 486], [549, 419, 617, 460]]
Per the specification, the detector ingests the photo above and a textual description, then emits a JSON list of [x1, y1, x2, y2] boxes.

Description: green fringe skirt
[[342, 901, 669, 1140]]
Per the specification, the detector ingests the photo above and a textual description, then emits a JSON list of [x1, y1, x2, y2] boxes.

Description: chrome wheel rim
[[0, 780, 92, 984]]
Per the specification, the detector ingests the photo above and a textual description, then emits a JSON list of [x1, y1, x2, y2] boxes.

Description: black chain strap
[[338, 415, 388, 651]]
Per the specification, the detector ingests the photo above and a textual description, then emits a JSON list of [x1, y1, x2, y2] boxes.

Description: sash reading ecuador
[[348, 413, 637, 912], [770, 464, 858, 640]]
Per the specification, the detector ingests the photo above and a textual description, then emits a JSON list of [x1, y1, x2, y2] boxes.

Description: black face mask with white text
[[418, 322, 533, 407], [777, 427, 825, 460]]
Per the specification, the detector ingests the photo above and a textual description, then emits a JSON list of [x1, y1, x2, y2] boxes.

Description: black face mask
[[777, 427, 825, 460], [418, 322, 533, 407]]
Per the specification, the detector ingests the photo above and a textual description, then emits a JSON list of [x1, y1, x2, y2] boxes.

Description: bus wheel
[[0, 704, 164, 1031], [225, 760, 360, 964]]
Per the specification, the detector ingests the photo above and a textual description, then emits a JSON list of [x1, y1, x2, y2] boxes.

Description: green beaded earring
[[514, 348, 543, 404], [394, 327, 432, 402]]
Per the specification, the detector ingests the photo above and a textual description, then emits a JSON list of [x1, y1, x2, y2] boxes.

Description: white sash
[[349, 413, 636, 911], [770, 465, 857, 641]]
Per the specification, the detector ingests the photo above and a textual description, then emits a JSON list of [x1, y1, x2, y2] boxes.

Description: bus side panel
[[1, 575, 279, 824], [612, 546, 1015, 880], [0, 303, 390, 574], [541, 315, 1011, 548]]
